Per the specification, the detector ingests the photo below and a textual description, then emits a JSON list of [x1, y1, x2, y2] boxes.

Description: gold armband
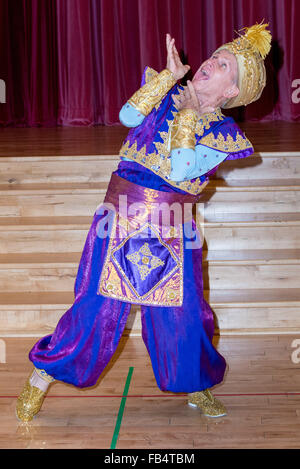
[[128, 69, 177, 116], [171, 108, 199, 149]]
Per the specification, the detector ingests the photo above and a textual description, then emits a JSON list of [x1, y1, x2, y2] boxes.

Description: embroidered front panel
[[98, 211, 183, 306], [125, 243, 166, 283]]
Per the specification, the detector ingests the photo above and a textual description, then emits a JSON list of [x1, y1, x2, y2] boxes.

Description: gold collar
[[196, 107, 224, 136], [199, 107, 224, 123]]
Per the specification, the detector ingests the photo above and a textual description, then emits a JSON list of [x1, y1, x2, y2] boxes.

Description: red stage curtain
[[0, 0, 299, 126]]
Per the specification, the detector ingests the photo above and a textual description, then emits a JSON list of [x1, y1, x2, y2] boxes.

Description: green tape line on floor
[[110, 366, 134, 449]]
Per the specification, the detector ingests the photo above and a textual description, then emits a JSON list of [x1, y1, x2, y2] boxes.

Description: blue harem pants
[[29, 208, 227, 392]]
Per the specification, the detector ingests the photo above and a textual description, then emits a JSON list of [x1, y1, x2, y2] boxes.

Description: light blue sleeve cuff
[[169, 145, 228, 181], [119, 102, 145, 128], [194, 144, 228, 176]]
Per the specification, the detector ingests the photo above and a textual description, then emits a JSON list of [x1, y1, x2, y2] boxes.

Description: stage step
[[0, 215, 299, 253], [0, 289, 299, 336], [0, 151, 299, 335], [0, 152, 300, 186], [216, 152, 300, 180], [0, 179, 299, 217], [0, 250, 299, 292], [0, 155, 119, 185]]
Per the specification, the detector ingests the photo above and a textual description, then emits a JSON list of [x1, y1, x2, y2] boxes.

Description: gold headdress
[[215, 21, 272, 108]]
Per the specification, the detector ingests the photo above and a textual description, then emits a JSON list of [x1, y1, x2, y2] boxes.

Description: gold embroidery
[[145, 67, 169, 112], [98, 213, 184, 306], [143, 187, 160, 203], [35, 368, 55, 383], [110, 222, 181, 301], [215, 23, 271, 108], [199, 131, 253, 152], [128, 69, 177, 116], [145, 67, 159, 83], [106, 282, 116, 292], [195, 107, 225, 137], [167, 290, 177, 300], [171, 109, 198, 149], [118, 214, 130, 232], [166, 226, 179, 238], [119, 108, 225, 195], [147, 153, 161, 166], [222, 41, 264, 107], [126, 242, 165, 281]]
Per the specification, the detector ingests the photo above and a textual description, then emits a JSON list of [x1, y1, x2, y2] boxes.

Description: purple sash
[[97, 174, 202, 306]]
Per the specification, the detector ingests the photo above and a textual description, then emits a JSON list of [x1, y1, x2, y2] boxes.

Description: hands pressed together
[[172, 82, 202, 116], [166, 33, 215, 117]]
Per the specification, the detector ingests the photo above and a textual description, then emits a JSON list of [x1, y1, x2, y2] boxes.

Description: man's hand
[[172, 80, 215, 116], [166, 33, 190, 81]]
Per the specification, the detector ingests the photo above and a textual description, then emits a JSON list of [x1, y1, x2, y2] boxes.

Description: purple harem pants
[[29, 188, 227, 392]]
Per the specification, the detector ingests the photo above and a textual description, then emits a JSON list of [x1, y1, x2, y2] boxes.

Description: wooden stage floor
[[0, 121, 300, 156], [0, 334, 300, 449]]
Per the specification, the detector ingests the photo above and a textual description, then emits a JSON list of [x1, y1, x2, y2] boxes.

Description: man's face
[[192, 49, 239, 104]]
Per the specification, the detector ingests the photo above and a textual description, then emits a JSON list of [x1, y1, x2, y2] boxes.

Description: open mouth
[[194, 64, 212, 81], [200, 69, 210, 79]]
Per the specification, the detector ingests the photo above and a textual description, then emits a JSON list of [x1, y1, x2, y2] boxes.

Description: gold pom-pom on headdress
[[239, 21, 272, 59]]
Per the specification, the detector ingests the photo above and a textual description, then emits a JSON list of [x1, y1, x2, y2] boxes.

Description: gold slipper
[[188, 389, 227, 417], [16, 377, 47, 422]]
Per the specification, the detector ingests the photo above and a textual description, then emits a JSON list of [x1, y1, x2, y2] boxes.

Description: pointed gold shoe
[[16, 378, 47, 422], [188, 389, 227, 417]]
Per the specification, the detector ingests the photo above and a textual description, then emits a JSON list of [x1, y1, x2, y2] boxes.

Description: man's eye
[[221, 63, 227, 68]]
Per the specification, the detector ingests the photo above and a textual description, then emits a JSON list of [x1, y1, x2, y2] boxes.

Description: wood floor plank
[[0, 123, 300, 156], [1, 335, 299, 448]]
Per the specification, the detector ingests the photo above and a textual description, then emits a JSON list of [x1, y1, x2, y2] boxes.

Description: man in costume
[[16, 23, 271, 422]]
